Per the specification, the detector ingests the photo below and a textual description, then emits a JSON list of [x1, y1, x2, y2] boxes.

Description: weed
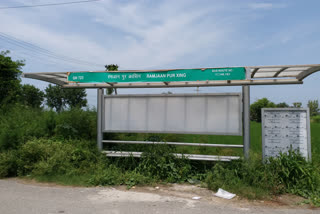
[[205, 150, 320, 203], [0, 105, 320, 205], [311, 115, 320, 123], [55, 108, 96, 140]]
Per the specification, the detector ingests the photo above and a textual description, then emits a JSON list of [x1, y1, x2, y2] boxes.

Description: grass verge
[[0, 138, 319, 206]]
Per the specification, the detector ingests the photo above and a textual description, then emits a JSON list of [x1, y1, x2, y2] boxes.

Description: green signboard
[[67, 67, 246, 83]]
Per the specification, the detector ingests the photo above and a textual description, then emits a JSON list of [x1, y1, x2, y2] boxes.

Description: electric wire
[[0, 33, 103, 68], [0, 35, 91, 68], [0, 44, 79, 71], [0, 0, 101, 10], [0, 32, 102, 67]]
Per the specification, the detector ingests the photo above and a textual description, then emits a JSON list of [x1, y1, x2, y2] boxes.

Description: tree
[[293, 102, 302, 108], [45, 84, 87, 112], [105, 64, 119, 95], [45, 84, 64, 112], [276, 102, 289, 108], [20, 84, 45, 108], [0, 50, 25, 105], [307, 100, 319, 117], [64, 88, 87, 109], [250, 98, 276, 122]]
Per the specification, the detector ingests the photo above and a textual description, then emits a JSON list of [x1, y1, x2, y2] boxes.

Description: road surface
[[0, 179, 318, 214]]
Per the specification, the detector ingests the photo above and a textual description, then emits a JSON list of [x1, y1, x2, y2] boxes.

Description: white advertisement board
[[261, 108, 311, 161], [103, 93, 242, 135]]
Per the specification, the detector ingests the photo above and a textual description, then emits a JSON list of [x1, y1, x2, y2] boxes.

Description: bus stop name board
[[67, 67, 246, 83]]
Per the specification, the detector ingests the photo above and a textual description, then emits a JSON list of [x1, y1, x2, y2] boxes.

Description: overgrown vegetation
[[312, 115, 320, 123], [1, 51, 320, 206], [0, 104, 96, 151], [0, 103, 319, 206], [45, 84, 87, 112], [206, 151, 320, 204], [0, 138, 319, 205]]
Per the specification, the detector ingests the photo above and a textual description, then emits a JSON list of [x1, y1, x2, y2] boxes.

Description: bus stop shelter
[[23, 64, 320, 161]]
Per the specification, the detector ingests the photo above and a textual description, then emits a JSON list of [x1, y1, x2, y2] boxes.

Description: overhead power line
[[0, 32, 103, 68], [0, 0, 101, 10], [0, 32, 103, 67], [1, 44, 79, 71]]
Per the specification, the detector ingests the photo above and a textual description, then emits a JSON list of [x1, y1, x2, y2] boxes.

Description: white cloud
[[253, 21, 318, 50], [0, 17, 106, 71], [79, 0, 240, 69], [0, 0, 248, 107], [248, 3, 286, 10], [1, 0, 320, 108], [0, 0, 246, 71]]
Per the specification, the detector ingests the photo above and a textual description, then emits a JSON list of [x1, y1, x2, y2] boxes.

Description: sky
[[0, 0, 319, 107]]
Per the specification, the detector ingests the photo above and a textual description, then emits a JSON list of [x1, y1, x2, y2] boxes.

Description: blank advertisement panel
[[103, 93, 242, 135]]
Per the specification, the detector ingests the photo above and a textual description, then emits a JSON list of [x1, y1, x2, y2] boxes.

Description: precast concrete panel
[[261, 108, 311, 161]]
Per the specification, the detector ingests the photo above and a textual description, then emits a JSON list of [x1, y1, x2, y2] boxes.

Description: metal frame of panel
[[261, 108, 311, 161], [100, 92, 245, 161], [97, 89, 104, 150], [102, 140, 244, 148], [102, 93, 243, 136], [102, 151, 240, 162], [242, 68, 251, 159]]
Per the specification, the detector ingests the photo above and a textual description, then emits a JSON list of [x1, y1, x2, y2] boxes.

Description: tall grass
[[0, 105, 96, 151], [0, 105, 319, 205], [311, 115, 320, 123], [0, 138, 319, 205], [205, 151, 320, 204], [0, 105, 49, 150]]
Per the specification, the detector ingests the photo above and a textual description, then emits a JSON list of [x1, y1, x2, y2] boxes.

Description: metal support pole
[[97, 88, 104, 150], [242, 85, 250, 159]]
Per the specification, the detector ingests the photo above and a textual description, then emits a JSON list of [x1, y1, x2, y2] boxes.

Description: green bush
[[0, 105, 49, 151], [0, 138, 193, 186], [17, 139, 54, 176], [0, 139, 103, 178], [0, 105, 97, 151], [205, 151, 320, 202], [267, 150, 320, 197], [55, 108, 96, 140], [88, 165, 150, 189], [0, 138, 319, 205], [0, 150, 19, 177], [312, 115, 320, 123], [88, 165, 124, 186], [138, 143, 191, 182], [43, 110, 57, 137], [205, 160, 273, 199], [250, 98, 276, 122]]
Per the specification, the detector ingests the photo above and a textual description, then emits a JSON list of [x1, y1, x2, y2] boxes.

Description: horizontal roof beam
[[62, 79, 303, 88], [22, 64, 320, 88]]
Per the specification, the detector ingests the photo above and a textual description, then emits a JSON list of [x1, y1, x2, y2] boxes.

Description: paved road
[[0, 179, 318, 214]]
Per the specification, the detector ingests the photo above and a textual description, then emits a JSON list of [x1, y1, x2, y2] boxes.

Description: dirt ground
[[15, 178, 318, 210]]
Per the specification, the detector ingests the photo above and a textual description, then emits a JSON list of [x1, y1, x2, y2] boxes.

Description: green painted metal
[[67, 67, 246, 83]]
